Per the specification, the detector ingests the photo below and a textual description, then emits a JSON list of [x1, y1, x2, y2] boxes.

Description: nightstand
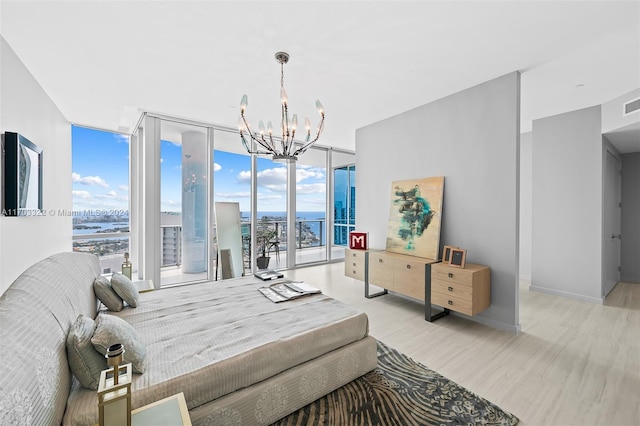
[[132, 392, 191, 426]]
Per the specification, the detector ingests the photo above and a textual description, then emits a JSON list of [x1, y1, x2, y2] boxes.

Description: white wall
[[0, 36, 72, 295], [356, 72, 521, 333], [531, 106, 603, 302], [519, 132, 532, 281]]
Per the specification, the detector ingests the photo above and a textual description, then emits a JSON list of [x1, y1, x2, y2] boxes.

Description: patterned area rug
[[272, 340, 519, 426]]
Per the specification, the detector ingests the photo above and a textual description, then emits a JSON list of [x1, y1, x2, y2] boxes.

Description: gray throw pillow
[[91, 313, 146, 373], [93, 275, 124, 311], [111, 272, 139, 308], [66, 314, 107, 390]]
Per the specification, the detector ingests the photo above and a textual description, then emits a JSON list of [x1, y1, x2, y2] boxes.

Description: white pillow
[[93, 276, 124, 311], [66, 315, 106, 390], [111, 272, 139, 308], [91, 313, 146, 373]]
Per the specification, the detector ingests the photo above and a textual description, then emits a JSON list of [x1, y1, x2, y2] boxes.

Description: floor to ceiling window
[[71, 125, 130, 274], [255, 157, 289, 270], [131, 113, 354, 286], [333, 152, 356, 255], [295, 147, 327, 265]]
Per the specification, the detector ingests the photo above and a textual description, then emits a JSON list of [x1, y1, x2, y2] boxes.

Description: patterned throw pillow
[[91, 313, 146, 373], [93, 275, 124, 311], [66, 315, 107, 390], [110, 272, 140, 308]]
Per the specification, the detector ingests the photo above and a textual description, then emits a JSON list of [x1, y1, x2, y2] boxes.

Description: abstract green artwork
[[385, 176, 444, 259]]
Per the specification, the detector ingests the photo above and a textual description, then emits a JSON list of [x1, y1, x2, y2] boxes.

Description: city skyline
[[72, 126, 328, 215]]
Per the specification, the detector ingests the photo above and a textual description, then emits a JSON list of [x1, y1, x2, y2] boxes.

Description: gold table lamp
[[98, 343, 132, 426]]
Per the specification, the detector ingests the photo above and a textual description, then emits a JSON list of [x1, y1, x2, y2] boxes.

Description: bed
[[51, 259, 376, 425]]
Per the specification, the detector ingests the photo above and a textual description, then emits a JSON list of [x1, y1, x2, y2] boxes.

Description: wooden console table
[[353, 250, 491, 322]]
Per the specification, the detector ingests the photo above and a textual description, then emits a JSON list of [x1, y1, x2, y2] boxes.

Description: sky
[[72, 125, 328, 217]]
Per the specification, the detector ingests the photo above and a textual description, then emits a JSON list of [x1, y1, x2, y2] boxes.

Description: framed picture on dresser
[[448, 248, 467, 268], [442, 245, 457, 263]]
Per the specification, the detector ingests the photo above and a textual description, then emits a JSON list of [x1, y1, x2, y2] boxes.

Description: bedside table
[[132, 392, 191, 426]]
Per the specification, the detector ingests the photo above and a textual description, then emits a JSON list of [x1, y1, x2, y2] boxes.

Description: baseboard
[[450, 311, 521, 334], [620, 276, 640, 284], [529, 285, 604, 304], [519, 273, 531, 282]]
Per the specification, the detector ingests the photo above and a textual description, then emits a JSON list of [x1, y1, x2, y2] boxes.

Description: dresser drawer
[[345, 262, 365, 280], [431, 264, 475, 286], [368, 252, 393, 286], [346, 249, 367, 263], [431, 278, 473, 300], [394, 260, 426, 300], [344, 249, 369, 281], [431, 291, 473, 316], [430, 262, 491, 316]]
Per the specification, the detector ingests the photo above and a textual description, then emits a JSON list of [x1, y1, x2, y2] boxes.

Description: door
[[603, 150, 621, 297]]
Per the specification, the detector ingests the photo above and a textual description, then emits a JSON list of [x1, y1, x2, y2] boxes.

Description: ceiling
[[1, 1, 639, 152]]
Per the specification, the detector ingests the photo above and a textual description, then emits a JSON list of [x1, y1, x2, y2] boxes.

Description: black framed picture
[[449, 248, 467, 268], [442, 245, 457, 263], [2, 132, 43, 216]]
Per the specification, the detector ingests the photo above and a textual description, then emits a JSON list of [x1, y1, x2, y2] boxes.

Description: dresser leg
[[426, 307, 450, 322], [365, 281, 388, 298]]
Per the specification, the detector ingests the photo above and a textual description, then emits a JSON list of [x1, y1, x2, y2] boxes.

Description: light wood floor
[[286, 262, 640, 426]]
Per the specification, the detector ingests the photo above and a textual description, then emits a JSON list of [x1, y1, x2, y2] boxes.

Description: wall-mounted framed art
[[2, 132, 43, 217]]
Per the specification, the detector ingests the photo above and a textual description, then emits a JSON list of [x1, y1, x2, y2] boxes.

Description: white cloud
[[118, 185, 128, 192], [72, 190, 92, 199], [296, 183, 326, 194], [214, 163, 222, 172], [95, 190, 119, 200], [72, 172, 109, 188], [161, 200, 180, 207], [237, 170, 252, 182], [215, 192, 250, 198], [299, 197, 327, 208], [237, 167, 288, 192], [296, 168, 325, 182], [113, 134, 129, 144], [258, 194, 283, 202]]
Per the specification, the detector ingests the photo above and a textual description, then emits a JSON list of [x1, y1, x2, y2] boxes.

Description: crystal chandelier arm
[[293, 113, 325, 156], [241, 112, 276, 154]]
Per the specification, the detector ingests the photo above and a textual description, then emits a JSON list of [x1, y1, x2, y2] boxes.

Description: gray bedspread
[[63, 277, 370, 425]]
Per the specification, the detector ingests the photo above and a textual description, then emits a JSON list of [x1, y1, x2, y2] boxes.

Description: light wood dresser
[[430, 262, 491, 316], [367, 251, 438, 301], [344, 248, 370, 282]]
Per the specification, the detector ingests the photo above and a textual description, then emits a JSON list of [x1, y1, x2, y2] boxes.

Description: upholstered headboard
[[0, 252, 100, 425]]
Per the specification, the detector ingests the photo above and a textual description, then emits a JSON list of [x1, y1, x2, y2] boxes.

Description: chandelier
[[238, 51, 325, 163]]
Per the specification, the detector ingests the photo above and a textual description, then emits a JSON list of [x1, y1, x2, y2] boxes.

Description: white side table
[[132, 392, 191, 426]]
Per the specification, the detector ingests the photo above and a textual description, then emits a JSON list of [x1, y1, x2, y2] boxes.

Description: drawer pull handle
[[448, 300, 453, 305], [352, 253, 356, 257], [353, 263, 356, 266], [378, 259, 383, 263], [352, 270, 356, 274], [448, 273, 453, 278], [406, 265, 411, 269], [448, 286, 453, 292]]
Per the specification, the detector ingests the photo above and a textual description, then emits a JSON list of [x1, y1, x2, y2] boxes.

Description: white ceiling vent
[[623, 98, 640, 116]]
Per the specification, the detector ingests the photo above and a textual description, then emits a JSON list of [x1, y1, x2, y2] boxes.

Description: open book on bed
[[258, 280, 322, 303]]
